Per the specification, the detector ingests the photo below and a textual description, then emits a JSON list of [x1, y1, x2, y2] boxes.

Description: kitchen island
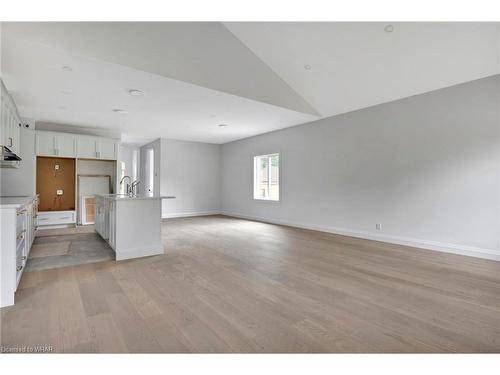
[[95, 194, 175, 260]]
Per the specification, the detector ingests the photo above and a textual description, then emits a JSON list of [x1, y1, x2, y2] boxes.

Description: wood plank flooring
[[1, 215, 499, 353]]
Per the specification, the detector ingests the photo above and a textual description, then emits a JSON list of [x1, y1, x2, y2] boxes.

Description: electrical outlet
[[56, 189, 63, 196], [375, 223, 382, 230], [54, 164, 60, 170]]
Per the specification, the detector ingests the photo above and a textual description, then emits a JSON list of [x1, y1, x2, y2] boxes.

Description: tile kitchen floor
[[25, 232, 115, 272]]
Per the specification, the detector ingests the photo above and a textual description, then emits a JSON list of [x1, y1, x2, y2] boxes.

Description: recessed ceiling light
[[218, 124, 228, 127], [128, 89, 144, 96], [112, 109, 127, 113], [304, 64, 312, 70], [61, 66, 73, 72], [384, 24, 394, 33]]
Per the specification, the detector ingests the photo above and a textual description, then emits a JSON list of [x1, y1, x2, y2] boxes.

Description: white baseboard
[[221, 211, 500, 262], [162, 210, 221, 219], [115, 244, 163, 261]]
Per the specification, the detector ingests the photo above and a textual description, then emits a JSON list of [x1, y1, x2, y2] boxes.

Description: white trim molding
[[221, 211, 500, 262], [162, 210, 221, 219]]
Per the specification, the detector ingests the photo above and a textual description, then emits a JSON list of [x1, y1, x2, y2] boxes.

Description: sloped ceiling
[[3, 22, 318, 115], [1, 22, 499, 145], [224, 22, 500, 117]]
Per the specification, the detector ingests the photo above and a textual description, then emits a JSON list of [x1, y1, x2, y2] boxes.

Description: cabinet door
[[77, 136, 98, 158], [9, 111, 21, 155], [98, 138, 117, 160], [0, 93, 7, 147], [1, 82, 21, 155], [56, 133, 76, 157], [36, 132, 56, 156], [2, 102, 19, 153], [108, 200, 115, 248]]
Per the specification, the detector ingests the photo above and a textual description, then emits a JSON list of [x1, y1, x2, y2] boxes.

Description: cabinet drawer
[[37, 210, 76, 226], [16, 208, 27, 233]]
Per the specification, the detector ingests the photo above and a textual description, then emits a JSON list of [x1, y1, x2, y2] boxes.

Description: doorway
[[144, 147, 155, 195]]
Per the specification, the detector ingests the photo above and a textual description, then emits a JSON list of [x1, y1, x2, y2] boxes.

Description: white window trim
[[253, 153, 280, 202]]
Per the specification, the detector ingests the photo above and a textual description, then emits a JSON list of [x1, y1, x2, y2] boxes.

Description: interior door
[[144, 148, 154, 195]]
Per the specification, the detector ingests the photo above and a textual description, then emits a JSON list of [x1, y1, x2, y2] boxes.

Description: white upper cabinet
[[98, 138, 117, 160], [56, 133, 77, 157], [35, 132, 56, 156], [35, 130, 118, 160], [77, 136, 98, 159], [36, 131, 77, 157], [1, 79, 21, 156]]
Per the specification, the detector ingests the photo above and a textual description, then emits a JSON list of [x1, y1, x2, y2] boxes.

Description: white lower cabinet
[[37, 210, 76, 227], [94, 195, 164, 261], [1, 196, 38, 308], [95, 196, 109, 240], [108, 200, 116, 249]]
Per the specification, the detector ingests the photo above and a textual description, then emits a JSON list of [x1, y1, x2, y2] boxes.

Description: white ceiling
[[225, 22, 500, 117], [1, 22, 499, 145]]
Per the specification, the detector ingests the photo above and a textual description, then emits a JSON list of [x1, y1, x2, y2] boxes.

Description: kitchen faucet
[[120, 176, 132, 195], [131, 180, 140, 196]]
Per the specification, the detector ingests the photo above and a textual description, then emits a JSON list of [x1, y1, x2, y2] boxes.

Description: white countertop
[[96, 194, 176, 201], [0, 195, 36, 209]]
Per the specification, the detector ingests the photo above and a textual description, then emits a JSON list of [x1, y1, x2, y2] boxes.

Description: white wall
[[161, 139, 221, 218], [221, 75, 500, 260], [0, 119, 36, 196]]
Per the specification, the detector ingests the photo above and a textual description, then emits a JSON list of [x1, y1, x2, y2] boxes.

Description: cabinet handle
[[8, 137, 13, 147], [22, 256, 27, 260], [16, 265, 23, 272], [17, 231, 25, 240]]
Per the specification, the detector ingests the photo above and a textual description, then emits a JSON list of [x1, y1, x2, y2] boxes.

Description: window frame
[[253, 152, 281, 202]]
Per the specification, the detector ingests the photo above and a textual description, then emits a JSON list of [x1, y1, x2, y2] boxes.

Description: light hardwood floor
[[1, 215, 499, 353]]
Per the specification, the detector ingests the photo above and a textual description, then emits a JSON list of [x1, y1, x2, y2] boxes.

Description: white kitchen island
[[95, 194, 175, 261]]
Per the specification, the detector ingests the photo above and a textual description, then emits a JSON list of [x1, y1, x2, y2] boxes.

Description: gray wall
[[161, 139, 221, 218], [221, 75, 500, 259], [0, 119, 36, 196], [138, 138, 221, 217]]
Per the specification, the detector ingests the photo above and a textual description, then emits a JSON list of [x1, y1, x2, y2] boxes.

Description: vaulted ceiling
[[1, 22, 499, 144]]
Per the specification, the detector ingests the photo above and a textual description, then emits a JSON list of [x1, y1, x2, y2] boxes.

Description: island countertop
[[96, 194, 176, 201], [0, 195, 38, 209]]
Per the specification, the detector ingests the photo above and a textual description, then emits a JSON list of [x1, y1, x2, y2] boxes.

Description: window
[[254, 153, 280, 201]]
